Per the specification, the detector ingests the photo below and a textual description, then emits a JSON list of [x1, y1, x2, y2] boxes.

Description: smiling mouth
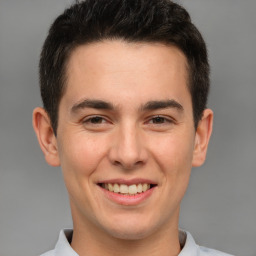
[[98, 183, 157, 196]]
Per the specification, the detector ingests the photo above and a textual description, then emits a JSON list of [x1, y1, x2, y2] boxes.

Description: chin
[[107, 227, 153, 240], [102, 218, 159, 240]]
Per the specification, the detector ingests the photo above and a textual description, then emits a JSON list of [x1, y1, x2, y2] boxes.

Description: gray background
[[0, 1, 255, 255]]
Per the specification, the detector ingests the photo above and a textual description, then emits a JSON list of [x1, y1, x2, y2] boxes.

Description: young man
[[33, 0, 233, 255]]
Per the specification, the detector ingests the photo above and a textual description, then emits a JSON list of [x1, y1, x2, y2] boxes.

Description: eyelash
[[147, 115, 174, 125], [82, 115, 174, 126], [82, 115, 109, 125]]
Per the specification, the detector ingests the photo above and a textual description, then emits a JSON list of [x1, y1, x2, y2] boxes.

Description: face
[[34, 40, 212, 240]]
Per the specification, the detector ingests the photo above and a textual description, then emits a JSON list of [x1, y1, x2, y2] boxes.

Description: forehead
[[63, 40, 190, 108], [67, 40, 189, 79]]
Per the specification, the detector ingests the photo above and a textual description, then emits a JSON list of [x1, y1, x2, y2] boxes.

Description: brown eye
[[151, 116, 166, 124], [82, 115, 112, 131], [89, 116, 104, 124], [83, 116, 107, 125]]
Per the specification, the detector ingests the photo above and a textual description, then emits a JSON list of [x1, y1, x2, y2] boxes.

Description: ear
[[32, 107, 60, 167], [192, 109, 213, 167]]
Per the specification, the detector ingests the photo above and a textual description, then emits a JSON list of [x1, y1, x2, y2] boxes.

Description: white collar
[[49, 229, 231, 256]]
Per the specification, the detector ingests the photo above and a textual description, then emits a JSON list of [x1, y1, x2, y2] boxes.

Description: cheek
[[152, 134, 194, 167], [148, 131, 195, 192], [57, 133, 110, 181]]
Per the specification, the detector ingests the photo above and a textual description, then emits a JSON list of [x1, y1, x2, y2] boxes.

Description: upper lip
[[97, 178, 157, 186]]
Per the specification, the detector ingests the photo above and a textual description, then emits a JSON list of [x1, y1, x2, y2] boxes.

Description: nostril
[[113, 160, 121, 166], [135, 160, 143, 165]]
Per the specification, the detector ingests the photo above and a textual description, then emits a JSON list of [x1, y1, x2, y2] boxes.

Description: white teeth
[[128, 184, 137, 195], [120, 184, 128, 194], [113, 183, 120, 193], [103, 183, 152, 195], [142, 183, 149, 192], [108, 183, 114, 192], [137, 184, 142, 193]]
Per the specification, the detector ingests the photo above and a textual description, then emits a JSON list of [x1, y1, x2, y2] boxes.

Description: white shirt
[[40, 229, 234, 256]]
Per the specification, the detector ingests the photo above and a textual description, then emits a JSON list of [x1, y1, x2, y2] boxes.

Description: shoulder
[[39, 229, 78, 256], [179, 230, 234, 256], [40, 250, 55, 256], [198, 246, 234, 256]]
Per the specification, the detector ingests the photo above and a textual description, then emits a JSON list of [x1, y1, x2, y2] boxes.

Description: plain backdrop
[[0, 1, 255, 255]]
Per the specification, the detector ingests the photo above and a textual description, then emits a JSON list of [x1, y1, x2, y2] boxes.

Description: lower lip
[[98, 186, 156, 206]]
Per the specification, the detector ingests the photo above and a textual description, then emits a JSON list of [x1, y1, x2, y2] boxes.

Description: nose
[[108, 123, 148, 170]]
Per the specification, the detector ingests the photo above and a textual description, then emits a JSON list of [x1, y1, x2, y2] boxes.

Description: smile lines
[[99, 183, 155, 196]]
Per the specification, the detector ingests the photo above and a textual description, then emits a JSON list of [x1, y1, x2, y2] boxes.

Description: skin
[[33, 40, 213, 256]]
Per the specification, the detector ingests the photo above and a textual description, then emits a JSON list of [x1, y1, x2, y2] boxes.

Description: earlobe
[[32, 107, 60, 167], [192, 109, 213, 167]]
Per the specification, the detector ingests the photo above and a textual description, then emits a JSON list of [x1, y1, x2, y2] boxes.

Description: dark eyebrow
[[141, 100, 184, 112], [71, 99, 114, 113]]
